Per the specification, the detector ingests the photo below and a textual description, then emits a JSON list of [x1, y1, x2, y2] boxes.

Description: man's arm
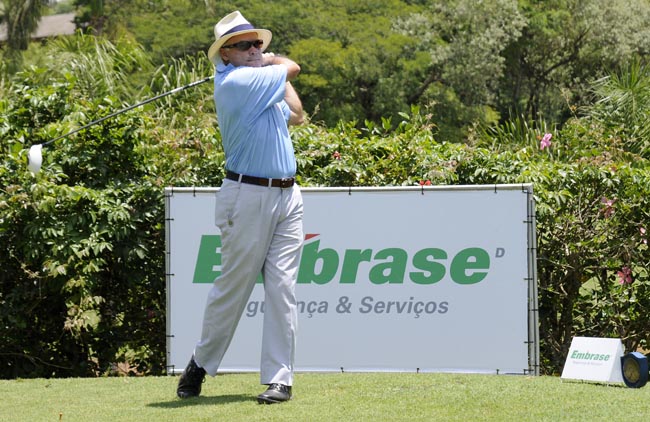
[[285, 81, 304, 126], [263, 53, 303, 125]]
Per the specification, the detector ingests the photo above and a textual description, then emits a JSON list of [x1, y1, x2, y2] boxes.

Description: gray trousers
[[193, 179, 303, 386]]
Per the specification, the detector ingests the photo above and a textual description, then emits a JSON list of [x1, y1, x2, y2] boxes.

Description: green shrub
[[2, 36, 650, 378]]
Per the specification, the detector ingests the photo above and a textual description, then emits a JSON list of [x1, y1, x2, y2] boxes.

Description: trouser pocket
[[214, 180, 240, 230]]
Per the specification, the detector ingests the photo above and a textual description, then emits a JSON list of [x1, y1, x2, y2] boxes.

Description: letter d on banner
[[561, 337, 624, 383]]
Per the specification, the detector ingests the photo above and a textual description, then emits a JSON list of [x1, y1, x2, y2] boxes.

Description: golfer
[[176, 10, 304, 404]]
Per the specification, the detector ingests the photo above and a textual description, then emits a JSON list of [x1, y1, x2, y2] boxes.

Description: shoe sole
[[257, 396, 290, 404], [177, 391, 200, 399]]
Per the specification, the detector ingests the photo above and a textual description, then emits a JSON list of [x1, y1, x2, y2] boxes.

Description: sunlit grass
[[1, 372, 649, 421]]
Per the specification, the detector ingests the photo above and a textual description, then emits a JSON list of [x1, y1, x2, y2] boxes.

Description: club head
[[27, 144, 43, 174]]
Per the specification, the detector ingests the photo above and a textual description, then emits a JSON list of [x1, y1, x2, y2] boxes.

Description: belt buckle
[[279, 178, 293, 188]]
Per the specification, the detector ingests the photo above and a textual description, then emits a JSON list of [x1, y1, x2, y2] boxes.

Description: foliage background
[[1, 0, 650, 378]]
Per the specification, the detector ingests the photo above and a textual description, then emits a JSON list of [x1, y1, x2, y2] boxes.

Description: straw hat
[[207, 11, 272, 64]]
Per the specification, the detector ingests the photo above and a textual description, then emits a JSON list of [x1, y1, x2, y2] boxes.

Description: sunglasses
[[221, 40, 264, 51]]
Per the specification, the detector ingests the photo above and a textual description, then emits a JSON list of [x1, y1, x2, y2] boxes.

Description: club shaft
[[42, 76, 214, 146]]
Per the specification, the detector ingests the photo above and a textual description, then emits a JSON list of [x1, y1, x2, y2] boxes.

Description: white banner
[[166, 185, 538, 374]]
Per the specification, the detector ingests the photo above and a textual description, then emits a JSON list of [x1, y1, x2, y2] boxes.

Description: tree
[[393, 0, 525, 140], [0, 0, 43, 71], [586, 60, 650, 157], [72, 0, 222, 61], [272, 0, 425, 126], [499, 0, 650, 123], [73, 0, 106, 34]]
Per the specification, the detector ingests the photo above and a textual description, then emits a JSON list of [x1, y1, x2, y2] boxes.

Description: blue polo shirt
[[214, 63, 296, 179]]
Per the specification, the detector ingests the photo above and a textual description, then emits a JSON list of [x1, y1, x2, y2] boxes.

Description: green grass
[[1, 373, 649, 421]]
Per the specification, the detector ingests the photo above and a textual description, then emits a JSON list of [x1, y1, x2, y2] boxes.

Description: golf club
[[27, 75, 214, 173]]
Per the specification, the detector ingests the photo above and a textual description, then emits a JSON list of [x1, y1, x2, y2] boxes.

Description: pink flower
[[333, 151, 341, 160], [641, 227, 647, 244], [600, 197, 615, 218], [617, 266, 633, 285], [540, 133, 552, 150], [419, 180, 431, 186]]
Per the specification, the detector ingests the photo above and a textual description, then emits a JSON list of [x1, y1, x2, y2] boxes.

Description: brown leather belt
[[226, 170, 295, 188]]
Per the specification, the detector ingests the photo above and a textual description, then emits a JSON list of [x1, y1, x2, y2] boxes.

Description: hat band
[[223, 23, 255, 37]]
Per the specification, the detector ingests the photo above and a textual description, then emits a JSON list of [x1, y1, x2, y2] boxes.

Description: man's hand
[[262, 53, 300, 80], [262, 52, 276, 66]]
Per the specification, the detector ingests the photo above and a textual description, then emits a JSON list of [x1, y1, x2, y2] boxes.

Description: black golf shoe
[[176, 356, 206, 398], [257, 383, 292, 404]]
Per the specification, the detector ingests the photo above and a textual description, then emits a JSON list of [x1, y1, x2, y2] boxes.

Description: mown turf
[[1, 372, 648, 421]]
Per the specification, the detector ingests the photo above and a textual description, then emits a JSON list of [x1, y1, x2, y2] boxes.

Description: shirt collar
[[217, 62, 234, 73]]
